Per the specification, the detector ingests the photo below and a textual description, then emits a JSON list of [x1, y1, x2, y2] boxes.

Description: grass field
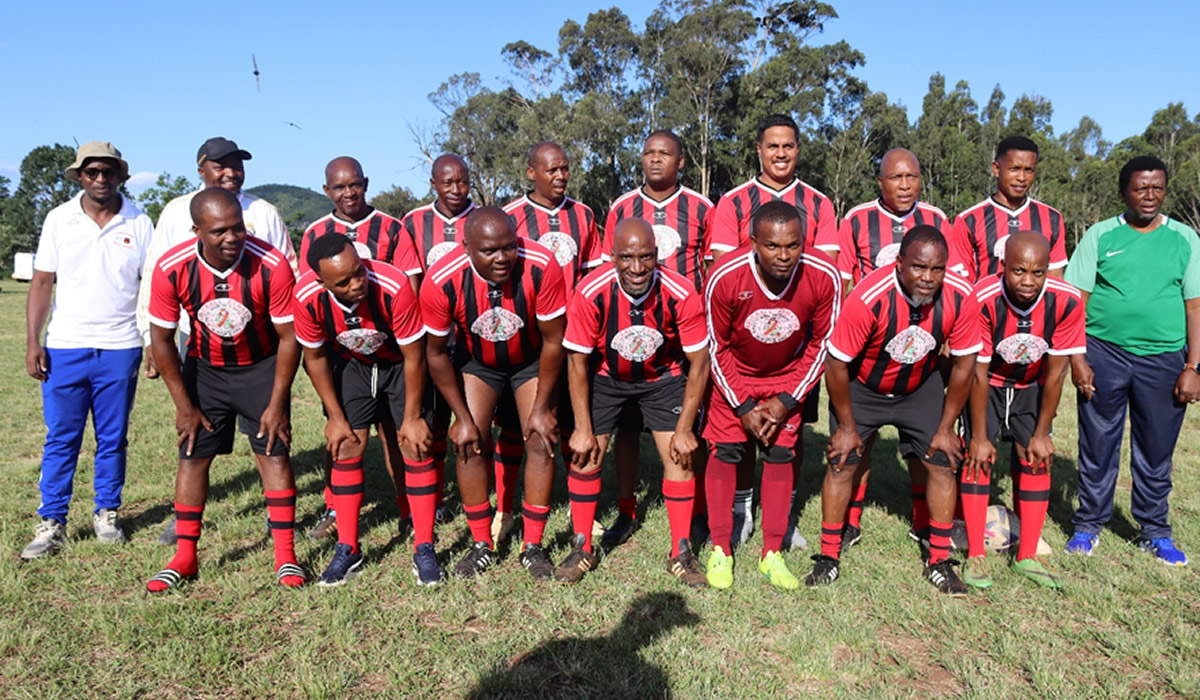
[[1, 288, 1198, 699]]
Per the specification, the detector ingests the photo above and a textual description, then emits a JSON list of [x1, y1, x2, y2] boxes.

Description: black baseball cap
[[197, 137, 253, 166]]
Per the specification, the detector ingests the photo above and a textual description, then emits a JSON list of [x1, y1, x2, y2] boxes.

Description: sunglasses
[[82, 167, 118, 180]]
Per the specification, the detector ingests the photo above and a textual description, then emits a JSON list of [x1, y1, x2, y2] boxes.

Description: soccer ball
[[984, 505, 1021, 553]]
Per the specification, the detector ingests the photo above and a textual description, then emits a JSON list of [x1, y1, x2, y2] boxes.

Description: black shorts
[[335, 358, 433, 431], [182, 355, 286, 459], [964, 384, 1041, 448], [459, 357, 540, 395], [828, 373, 951, 468], [591, 374, 686, 435]]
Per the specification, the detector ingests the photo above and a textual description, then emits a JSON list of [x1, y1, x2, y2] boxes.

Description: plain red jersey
[[503, 194, 602, 295], [828, 264, 981, 395], [564, 264, 707, 383], [420, 239, 567, 368], [705, 244, 840, 412], [838, 199, 950, 285], [402, 201, 476, 272], [604, 186, 713, 291], [149, 237, 295, 367], [707, 177, 839, 258], [974, 274, 1086, 389], [293, 259, 425, 365], [948, 197, 1067, 282], [299, 208, 422, 277]]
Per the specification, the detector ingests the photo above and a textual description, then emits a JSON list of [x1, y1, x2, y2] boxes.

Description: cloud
[[126, 170, 159, 188], [0, 159, 18, 175]]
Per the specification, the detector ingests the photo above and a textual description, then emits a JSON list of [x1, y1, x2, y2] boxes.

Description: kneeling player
[[421, 207, 567, 581], [817, 226, 980, 595], [559, 219, 710, 587], [294, 234, 437, 586], [703, 201, 840, 590], [145, 188, 304, 592], [962, 232, 1084, 589]]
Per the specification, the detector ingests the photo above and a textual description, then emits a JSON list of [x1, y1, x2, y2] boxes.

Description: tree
[[912, 75, 987, 216], [137, 173, 195, 224], [820, 90, 908, 214], [3, 144, 79, 266], [370, 185, 425, 219]]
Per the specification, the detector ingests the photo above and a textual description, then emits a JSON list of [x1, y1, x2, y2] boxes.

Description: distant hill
[[246, 184, 329, 232]]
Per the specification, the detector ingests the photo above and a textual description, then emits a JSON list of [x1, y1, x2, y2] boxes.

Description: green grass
[[0, 287, 1197, 699]]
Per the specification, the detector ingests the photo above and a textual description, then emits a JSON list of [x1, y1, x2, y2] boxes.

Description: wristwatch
[[1185, 362, 1200, 375]]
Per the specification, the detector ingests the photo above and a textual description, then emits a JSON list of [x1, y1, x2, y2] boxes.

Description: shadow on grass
[[467, 591, 699, 700]]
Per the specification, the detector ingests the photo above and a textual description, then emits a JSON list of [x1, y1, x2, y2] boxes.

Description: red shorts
[[701, 380, 804, 449]]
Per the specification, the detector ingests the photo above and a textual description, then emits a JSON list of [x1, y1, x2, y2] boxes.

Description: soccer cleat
[[520, 543, 555, 581], [307, 509, 337, 541], [316, 543, 364, 587], [731, 508, 755, 547], [20, 518, 65, 561], [157, 517, 178, 546], [553, 534, 598, 584], [434, 503, 453, 525], [804, 554, 840, 587], [146, 567, 197, 593], [412, 542, 443, 586], [706, 546, 734, 589], [93, 509, 126, 544], [840, 524, 863, 555], [275, 562, 307, 588], [666, 539, 707, 589], [1012, 556, 1063, 589], [491, 511, 515, 544], [453, 541, 494, 579], [908, 527, 930, 547], [961, 555, 993, 589], [758, 551, 800, 591], [1064, 532, 1098, 556], [924, 559, 969, 596], [1139, 537, 1189, 566], [600, 513, 636, 552], [783, 518, 808, 551]]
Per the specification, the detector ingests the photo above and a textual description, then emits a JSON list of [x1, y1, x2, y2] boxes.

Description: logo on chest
[[352, 241, 373, 260], [197, 298, 252, 338], [471, 307, 525, 342], [884, 325, 936, 364], [874, 242, 901, 269], [744, 308, 800, 344], [336, 328, 387, 355], [538, 232, 578, 268], [427, 241, 460, 267], [611, 326, 665, 362], [995, 333, 1048, 365], [652, 225, 681, 261], [109, 232, 135, 249]]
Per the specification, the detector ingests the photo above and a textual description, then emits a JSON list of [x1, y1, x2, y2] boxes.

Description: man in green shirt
[[1064, 155, 1200, 565]]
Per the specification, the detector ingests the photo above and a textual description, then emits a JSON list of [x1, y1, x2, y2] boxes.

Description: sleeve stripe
[[297, 337, 325, 349], [790, 259, 842, 401], [949, 343, 983, 356], [536, 306, 567, 321], [148, 315, 178, 330], [396, 328, 426, 345], [827, 344, 855, 363], [424, 325, 451, 337], [270, 315, 294, 324], [704, 255, 748, 407], [562, 339, 593, 354], [1047, 347, 1086, 356], [682, 339, 708, 354], [976, 354, 992, 364]]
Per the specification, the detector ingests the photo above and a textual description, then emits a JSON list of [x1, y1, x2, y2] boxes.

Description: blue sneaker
[[1064, 532, 1098, 556], [1140, 537, 1188, 566], [412, 542, 443, 585], [317, 542, 364, 587]]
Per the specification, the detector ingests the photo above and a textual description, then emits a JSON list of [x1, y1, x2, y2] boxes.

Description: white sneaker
[[491, 511, 515, 543], [21, 518, 65, 560], [93, 509, 126, 543]]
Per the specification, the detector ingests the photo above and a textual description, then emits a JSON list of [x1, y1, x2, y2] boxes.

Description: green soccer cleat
[[1012, 556, 1064, 589], [706, 546, 734, 590], [962, 555, 993, 589], [758, 550, 800, 591]]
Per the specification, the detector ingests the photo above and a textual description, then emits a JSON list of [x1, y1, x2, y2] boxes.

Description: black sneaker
[[434, 504, 453, 525], [601, 514, 636, 552], [840, 524, 862, 555], [412, 542, 443, 586], [317, 542, 364, 587], [396, 516, 413, 542], [909, 527, 931, 560], [553, 534, 598, 584], [924, 559, 968, 596], [453, 541, 494, 579], [804, 554, 840, 587], [520, 543, 555, 581]]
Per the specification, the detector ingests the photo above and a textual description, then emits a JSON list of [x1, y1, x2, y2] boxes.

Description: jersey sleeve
[[580, 210, 604, 270], [562, 290, 600, 354], [297, 227, 316, 276], [1063, 223, 1099, 293], [389, 279, 426, 345], [708, 195, 741, 254], [705, 275, 753, 412], [836, 217, 856, 281], [536, 257, 568, 321], [1181, 227, 1200, 300], [975, 301, 995, 364], [947, 215, 977, 281], [148, 264, 182, 329], [418, 275, 453, 336], [391, 228, 424, 277], [700, 202, 715, 261], [812, 194, 839, 254], [33, 213, 59, 273], [268, 263, 296, 324], [780, 266, 838, 405], [947, 289, 982, 356], [677, 289, 708, 354], [1048, 291, 1087, 355], [292, 295, 326, 349], [826, 292, 874, 364]]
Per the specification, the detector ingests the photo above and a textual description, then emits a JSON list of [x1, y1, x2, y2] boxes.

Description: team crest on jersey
[[427, 241, 459, 267], [885, 325, 936, 364], [744, 308, 801, 344], [197, 298, 252, 338], [611, 326, 664, 362], [471, 307, 525, 342], [875, 242, 901, 269], [336, 328, 387, 355], [995, 333, 1049, 365], [539, 232, 578, 268], [993, 234, 1011, 262], [353, 241, 373, 260], [110, 233, 134, 249], [652, 225, 681, 261]]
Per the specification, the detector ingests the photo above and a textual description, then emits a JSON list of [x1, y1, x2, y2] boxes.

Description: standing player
[[963, 232, 1084, 589], [559, 219, 710, 587], [815, 226, 980, 596], [948, 136, 1067, 283], [601, 130, 715, 548], [703, 201, 840, 590], [294, 234, 438, 585], [421, 208, 567, 580], [144, 189, 304, 592]]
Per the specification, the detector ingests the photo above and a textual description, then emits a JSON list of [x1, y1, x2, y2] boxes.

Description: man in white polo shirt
[[21, 141, 154, 560]]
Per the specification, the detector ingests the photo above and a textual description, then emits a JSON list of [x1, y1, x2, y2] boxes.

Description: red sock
[[960, 469, 991, 558], [617, 497, 637, 520], [911, 483, 929, 533], [705, 456, 737, 553], [493, 428, 523, 514], [847, 480, 868, 528], [148, 502, 203, 592], [821, 520, 844, 559], [522, 502, 550, 548], [395, 485, 411, 520], [463, 501, 493, 547], [331, 457, 364, 553], [264, 489, 302, 586], [432, 430, 448, 507], [405, 457, 437, 548], [928, 519, 952, 564], [760, 461, 793, 557], [662, 478, 694, 557], [323, 485, 334, 512], [1016, 461, 1051, 561], [568, 469, 602, 552]]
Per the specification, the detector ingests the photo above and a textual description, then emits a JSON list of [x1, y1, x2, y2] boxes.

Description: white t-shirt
[[34, 193, 154, 350]]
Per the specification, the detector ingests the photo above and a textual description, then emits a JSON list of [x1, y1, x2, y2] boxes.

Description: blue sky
[[3, 1, 1197, 200]]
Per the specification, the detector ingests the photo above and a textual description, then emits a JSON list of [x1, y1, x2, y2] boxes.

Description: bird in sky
[[282, 121, 302, 130], [252, 54, 260, 92]]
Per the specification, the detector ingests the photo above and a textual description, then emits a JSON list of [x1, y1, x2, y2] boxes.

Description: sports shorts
[[702, 379, 806, 460], [963, 384, 1041, 448], [181, 355, 286, 459], [828, 373, 951, 468], [590, 374, 686, 436], [459, 356, 540, 395], [335, 357, 433, 431]]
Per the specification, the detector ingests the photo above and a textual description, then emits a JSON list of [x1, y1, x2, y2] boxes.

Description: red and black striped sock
[[617, 497, 637, 521], [522, 502, 550, 548], [911, 484, 929, 534], [148, 502, 203, 592], [760, 461, 793, 557], [847, 480, 868, 528], [568, 469, 602, 552], [493, 428, 523, 514], [265, 488, 302, 586], [960, 469, 991, 558], [705, 457, 737, 553], [662, 478, 694, 557], [820, 520, 844, 559], [331, 457, 364, 553], [1016, 460, 1051, 561], [463, 502, 493, 548], [928, 519, 953, 564], [405, 457, 437, 548], [432, 430, 448, 507]]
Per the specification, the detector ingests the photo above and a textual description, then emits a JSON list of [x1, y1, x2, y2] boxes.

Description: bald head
[[190, 186, 241, 225], [464, 206, 513, 244], [464, 206, 517, 282], [1003, 231, 1051, 305], [432, 153, 467, 178], [612, 218, 654, 251], [323, 156, 369, 220], [611, 218, 657, 296], [1005, 231, 1050, 265], [528, 141, 565, 168], [878, 148, 921, 215], [325, 156, 365, 183]]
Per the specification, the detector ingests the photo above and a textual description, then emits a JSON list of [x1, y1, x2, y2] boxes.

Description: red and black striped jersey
[[503, 194, 602, 295], [974, 274, 1086, 389], [420, 239, 567, 369], [564, 264, 707, 383], [401, 200, 476, 272], [838, 200, 950, 285], [299, 208, 422, 277], [149, 237, 295, 368], [948, 197, 1067, 282], [604, 186, 714, 291], [705, 245, 841, 411], [293, 259, 425, 365], [828, 264, 981, 395], [707, 177, 839, 258]]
